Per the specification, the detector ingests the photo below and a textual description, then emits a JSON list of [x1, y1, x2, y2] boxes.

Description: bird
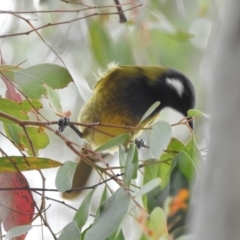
[[59, 64, 195, 198]]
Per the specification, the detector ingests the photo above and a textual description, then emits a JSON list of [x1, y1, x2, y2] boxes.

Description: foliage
[[0, 0, 211, 239]]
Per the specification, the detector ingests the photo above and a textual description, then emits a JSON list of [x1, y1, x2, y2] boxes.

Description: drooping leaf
[[142, 162, 162, 209], [119, 145, 127, 175], [124, 143, 138, 186], [55, 161, 78, 192], [150, 121, 172, 159], [0, 172, 34, 239], [0, 156, 62, 173], [58, 221, 81, 240], [95, 186, 109, 218], [85, 187, 130, 240], [73, 189, 95, 229]]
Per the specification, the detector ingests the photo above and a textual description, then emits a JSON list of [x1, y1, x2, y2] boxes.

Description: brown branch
[[114, 0, 128, 23], [0, 3, 132, 14], [0, 5, 142, 39]]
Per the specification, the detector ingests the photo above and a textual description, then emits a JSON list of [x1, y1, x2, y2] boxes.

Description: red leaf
[[0, 50, 22, 102], [0, 172, 34, 240]]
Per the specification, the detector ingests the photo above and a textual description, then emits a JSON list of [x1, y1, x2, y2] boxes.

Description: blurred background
[[0, 0, 217, 239]]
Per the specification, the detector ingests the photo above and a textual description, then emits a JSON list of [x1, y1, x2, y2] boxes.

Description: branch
[[0, 5, 142, 39]]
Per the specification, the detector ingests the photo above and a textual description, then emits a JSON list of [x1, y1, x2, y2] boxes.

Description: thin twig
[[0, 5, 142, 39]]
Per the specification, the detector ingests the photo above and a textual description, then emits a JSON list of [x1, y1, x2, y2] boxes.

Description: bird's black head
[[152, 69, 195, 129]]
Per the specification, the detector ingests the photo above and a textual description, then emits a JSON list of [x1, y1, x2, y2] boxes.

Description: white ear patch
[[166, 78, 184, 96]]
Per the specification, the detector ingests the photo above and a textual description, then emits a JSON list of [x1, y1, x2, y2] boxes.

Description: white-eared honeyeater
[[59, 65, 195, 198]]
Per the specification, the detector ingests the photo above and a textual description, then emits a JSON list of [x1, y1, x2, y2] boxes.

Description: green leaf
[[55, 161, 78, 192], [5, 225, 33, 240], [108, 229, 125, 240], [58, 221, 81, 240], [85, 187, 130, 240], [183, 137, 202, 164], [145, 207, 169, 239], [113, 35, 134, 64], [124, 143, 138, 186], [73, 189, 95, 229], [95, 187, 109, 219], [165, 31, 195, 42], [22, 127, 50, 155], [5, 124, 21, 145], [13, 64, 72, 99], [136, 178, 162, 197], [140, 101, 160, 123], [176, 151, 196, 181], [0, 98, 42, 124], [158, 156, 173, 189], [150, 121, 172, 159], [0, 65, 21, 81], [142, 162, 160, 209], [0, 156, 61, 173], [89, 21, 113, 67], [167, 138, 185, 152], [176, 137, 201, 181], [46, 85, 62, 113], [95, 133, 132, 152], [119, 145, 127, 175], [187, 109, 210, 118], [4, 125, 50, 155]]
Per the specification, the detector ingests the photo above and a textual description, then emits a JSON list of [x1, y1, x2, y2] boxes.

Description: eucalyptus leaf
[[14, 64, 72, 99], [73, 189, 95, 229], [58, 222, 81, 240], [55, 161, 78, 192], [150, 121, 172, 159], [95, 133, 131, 152], [85, 187, 130, 240], [124, 143, 138, 186], [187, 109, 210, 119], [136, 178, 162, 196], [5, 225, 33, 239], [0, 156, 61, 173], [140, 101, 160, 123]]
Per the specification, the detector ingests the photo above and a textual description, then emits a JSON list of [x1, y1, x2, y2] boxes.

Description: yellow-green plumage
[[63, 65, 195, 199], [78, 65, 168, 150]]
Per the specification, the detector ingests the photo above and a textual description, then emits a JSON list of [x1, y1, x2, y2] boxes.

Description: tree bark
[[191, 2, 240, 239]]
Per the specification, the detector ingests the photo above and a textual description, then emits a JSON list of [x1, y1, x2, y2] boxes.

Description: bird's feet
[[58, 117, 70, 132]]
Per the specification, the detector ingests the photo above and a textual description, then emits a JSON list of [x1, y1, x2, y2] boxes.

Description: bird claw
[[135, 138, 145, 149], [58, 117, 70, 132]]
